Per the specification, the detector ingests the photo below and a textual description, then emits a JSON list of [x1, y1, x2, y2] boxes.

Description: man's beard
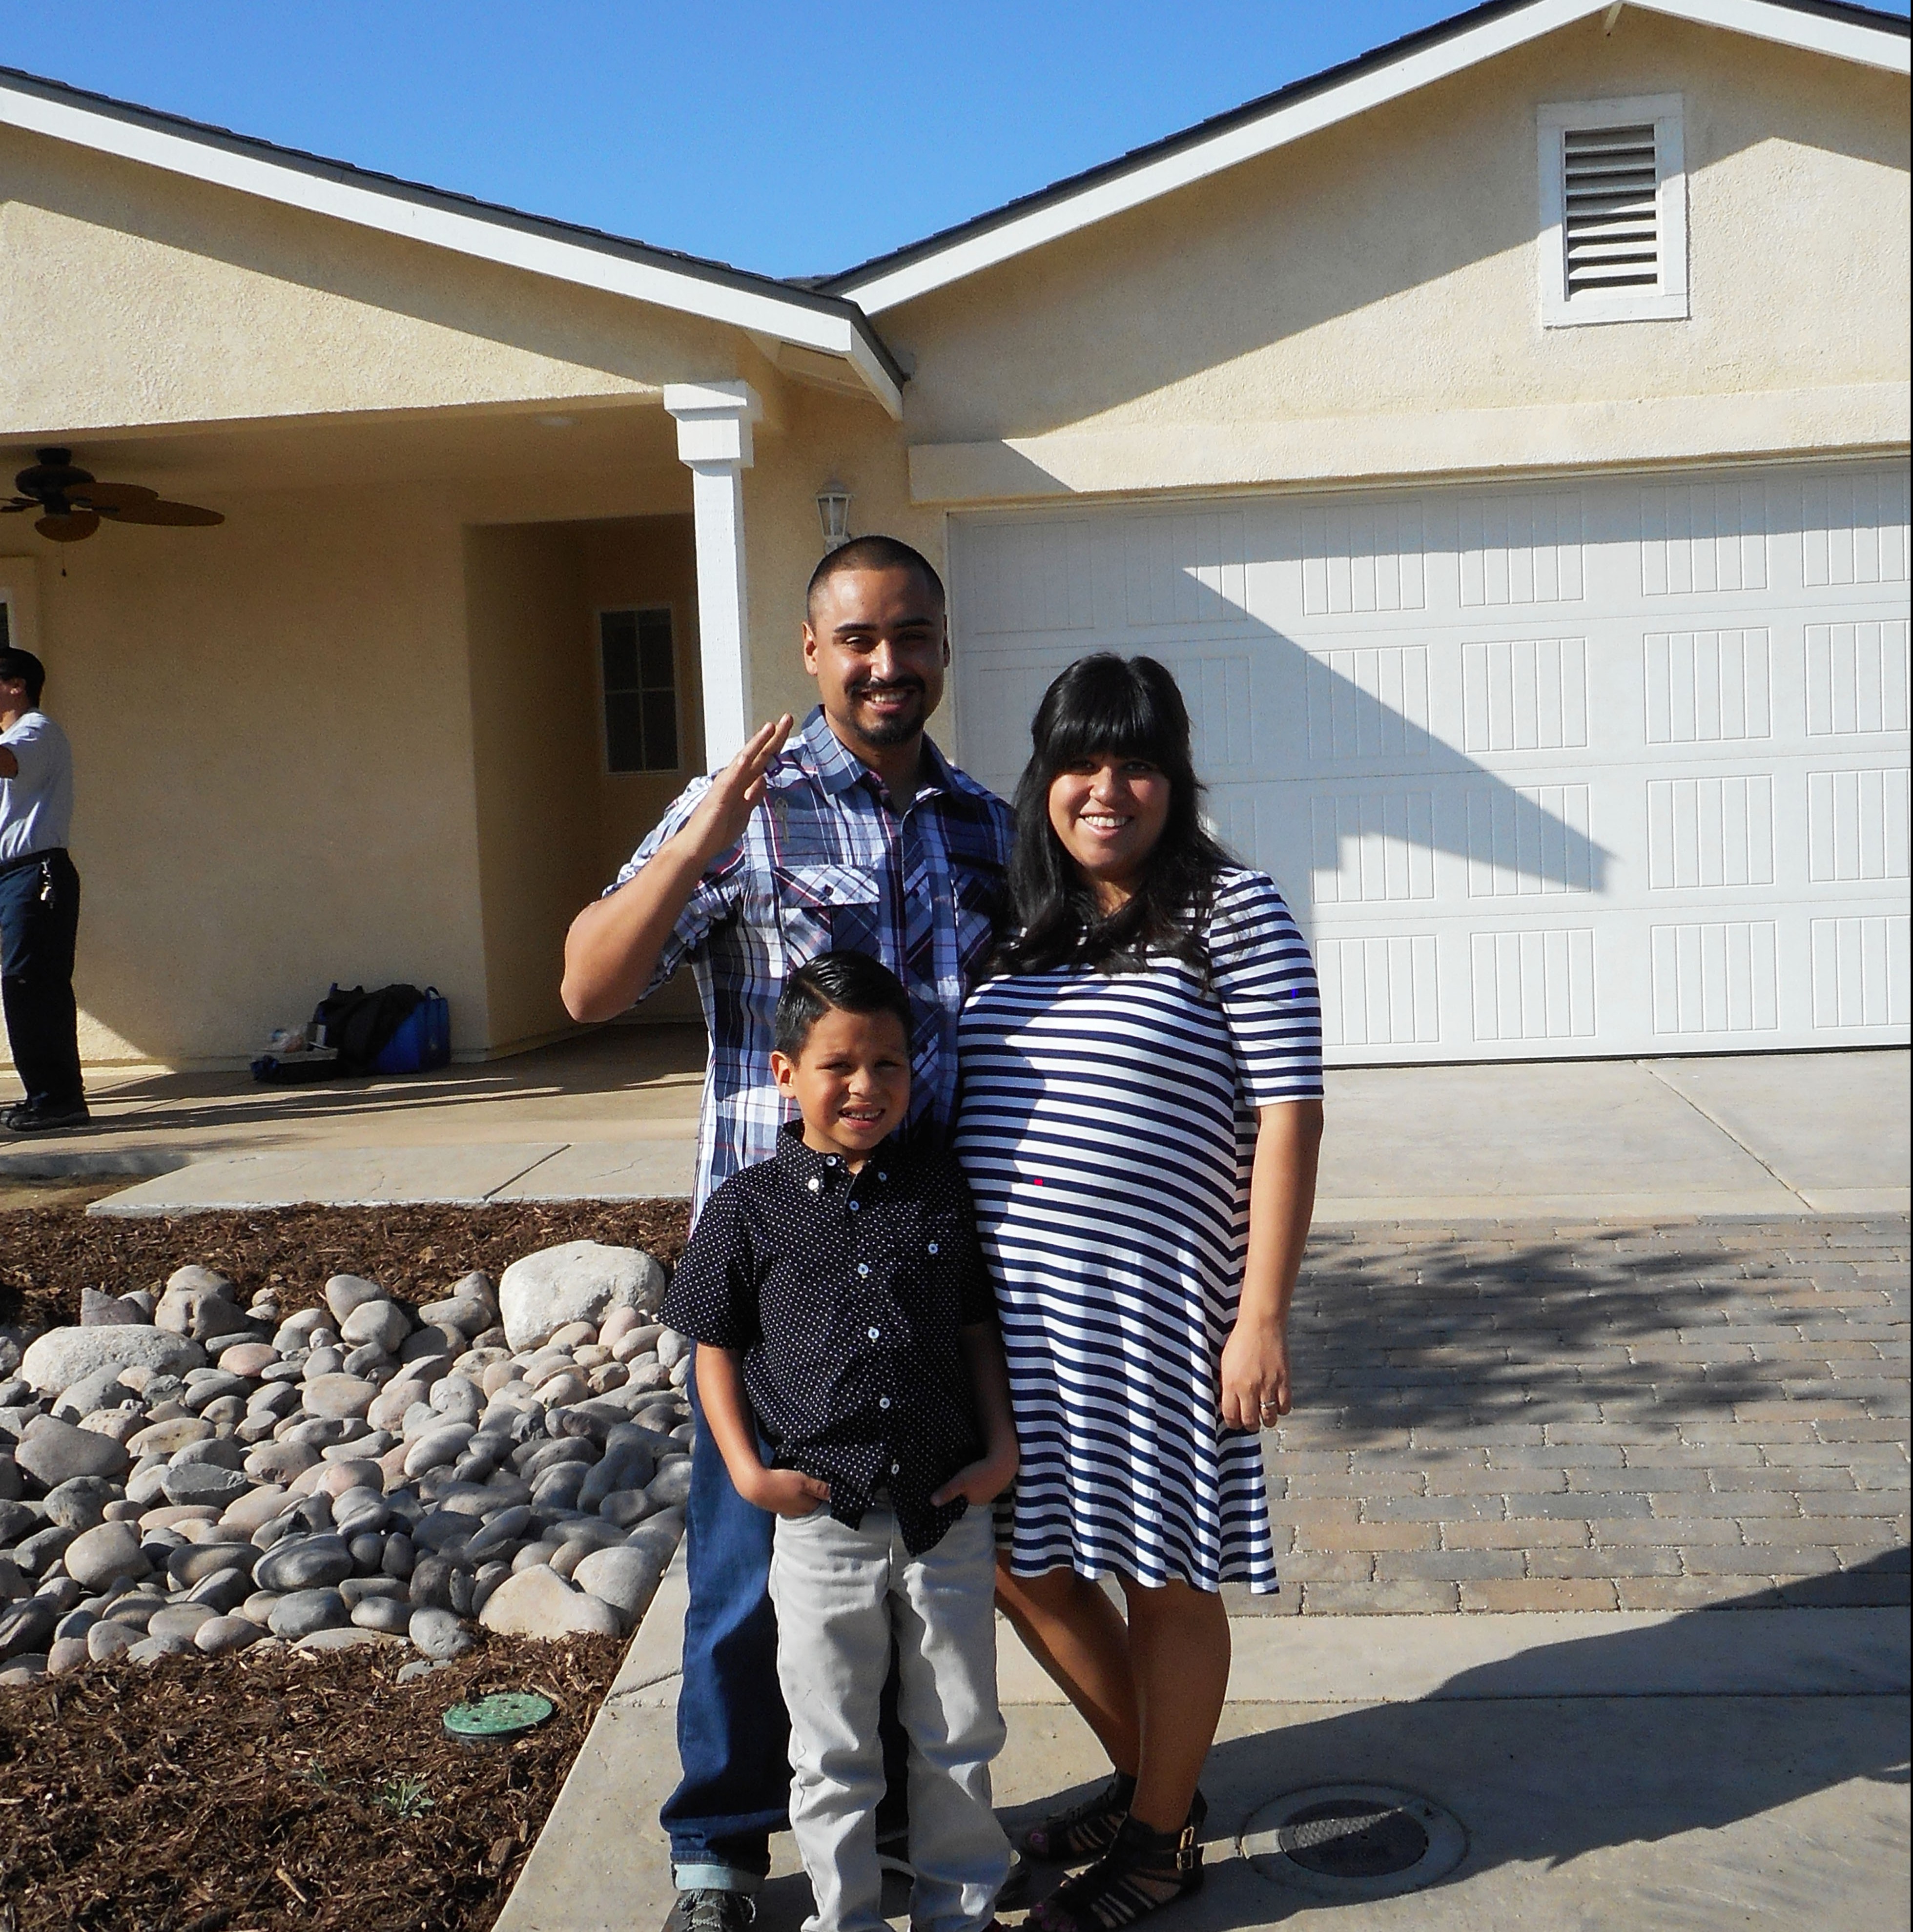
[[846, 682, 926, 746]]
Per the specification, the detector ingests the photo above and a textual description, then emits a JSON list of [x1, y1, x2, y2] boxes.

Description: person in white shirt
[[0, 646, 87, 1131]]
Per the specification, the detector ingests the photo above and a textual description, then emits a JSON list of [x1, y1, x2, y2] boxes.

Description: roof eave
[[0, 65, 906, 417], [826, 0, 1911, 316]]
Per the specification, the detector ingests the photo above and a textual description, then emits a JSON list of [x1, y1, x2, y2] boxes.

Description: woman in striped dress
[[952, 654, 1323, 1932]]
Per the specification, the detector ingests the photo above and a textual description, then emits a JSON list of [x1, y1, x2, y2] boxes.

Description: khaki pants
[[769, 1503, 1008, 1932]]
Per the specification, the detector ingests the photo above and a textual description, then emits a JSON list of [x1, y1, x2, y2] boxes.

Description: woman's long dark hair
[[999, 653, 1231, 979]]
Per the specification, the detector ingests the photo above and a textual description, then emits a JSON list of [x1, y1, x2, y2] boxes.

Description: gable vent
[[1562, 124, 1660, 297]]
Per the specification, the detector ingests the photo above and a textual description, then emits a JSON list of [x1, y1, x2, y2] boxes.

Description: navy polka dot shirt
[[664, 1122, 998, 1554]]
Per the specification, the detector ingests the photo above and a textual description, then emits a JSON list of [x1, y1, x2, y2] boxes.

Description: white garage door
[[948, 459, 1911, 1063]]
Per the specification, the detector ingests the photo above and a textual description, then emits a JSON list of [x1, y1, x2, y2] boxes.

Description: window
[[1538, 95, 1687, 327], [599, 607, 679, 772]]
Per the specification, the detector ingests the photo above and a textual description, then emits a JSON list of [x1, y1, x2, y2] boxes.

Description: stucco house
[[1, 0, 1907, 1077]]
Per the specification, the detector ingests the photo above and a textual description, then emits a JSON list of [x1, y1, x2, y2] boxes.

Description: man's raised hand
[[680, 715, 794, 863]]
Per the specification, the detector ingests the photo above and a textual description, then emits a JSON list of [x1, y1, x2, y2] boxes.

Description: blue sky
[[0, 0, 1786, 281]]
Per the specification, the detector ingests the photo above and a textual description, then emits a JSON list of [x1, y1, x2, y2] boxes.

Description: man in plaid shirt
[[563, 534, 1014, 1932]]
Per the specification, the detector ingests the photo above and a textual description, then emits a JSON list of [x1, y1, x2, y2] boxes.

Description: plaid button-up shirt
[[610, 707, 1015, 1214]]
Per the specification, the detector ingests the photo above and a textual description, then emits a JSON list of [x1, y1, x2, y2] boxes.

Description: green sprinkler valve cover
[[443, 1691, 556, 1741]]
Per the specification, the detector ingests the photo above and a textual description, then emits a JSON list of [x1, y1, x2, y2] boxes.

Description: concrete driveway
[[2, 1037, 1905, 1217]]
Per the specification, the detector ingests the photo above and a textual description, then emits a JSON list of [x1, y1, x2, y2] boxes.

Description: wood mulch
[[0, 1202, 692, 1336], [0, 1631, 627, 1932]]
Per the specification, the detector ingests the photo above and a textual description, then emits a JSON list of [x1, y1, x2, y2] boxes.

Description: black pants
[[0, 849, 83, 1112]]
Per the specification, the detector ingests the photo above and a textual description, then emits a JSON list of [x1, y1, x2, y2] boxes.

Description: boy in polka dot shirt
[[664, 951, 1021, 1932]]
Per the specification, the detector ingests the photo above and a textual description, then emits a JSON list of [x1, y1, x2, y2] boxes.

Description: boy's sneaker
[[662, 1891, 756, 1932], [1, 1099, 91, 1133]]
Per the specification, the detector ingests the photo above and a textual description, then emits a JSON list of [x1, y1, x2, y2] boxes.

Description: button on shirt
[[608, 708, 1013, 1213], [0, 712, 74, 865], [662, 1125, 999, 1555]]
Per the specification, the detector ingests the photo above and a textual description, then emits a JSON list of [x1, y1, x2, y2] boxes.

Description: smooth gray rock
[[194, 1613, 267, 1654], [324, 1275, 386, 1324], [302, 1374, 376, 1421], [407, 1604, 474, 1659], [350, 1594, 411, 1635], [127, 1633, 195, 1664], [21, 1326, 204, 1398], [0, 1498, 39, 1546], [254, 1534, 354, 1593], [339, 1575, 407, 1606], [498, 1242, 666, 1353], [160, 1463, 250, 1508], [478, 1564, 621, 1638], [13, 1523, 75, 1576], [148, 1602, 220, 1643], [340, 1299, 410, 1354], [572, 1544, 668, 1628], [167, 1542, 257, 1587], [0, 1595, 60, 1661], [127, 1416, 216, 1457], [269, 1588, 350, 1641], [15, 1415, 131, 1487], [417, 1296, 493, 1337], [42, 1475, 117, 1532], [170, 1435, 247, 1472], [181, 1372, 251, 1413], [52, 1365, 135, 1422], [404, 1424, 475, 1479], [81, 1288, 147, 1328], [184, 1567, 252, 1613], [87, 1617, 137, 1661], [64, 1521, 151, 1591]]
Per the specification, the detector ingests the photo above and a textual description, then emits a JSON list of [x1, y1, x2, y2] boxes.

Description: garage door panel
[[950, 458, 1911, 1062]]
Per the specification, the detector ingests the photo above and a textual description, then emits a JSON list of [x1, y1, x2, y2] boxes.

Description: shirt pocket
[[766, 863, 884, 973]]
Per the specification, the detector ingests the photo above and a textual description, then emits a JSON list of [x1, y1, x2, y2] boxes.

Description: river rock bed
[[0, 1239, 694, 1679]]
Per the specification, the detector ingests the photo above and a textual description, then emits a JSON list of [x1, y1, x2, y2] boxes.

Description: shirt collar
[[775, 1119, 901, 1192], [796, 705, 957, 809]]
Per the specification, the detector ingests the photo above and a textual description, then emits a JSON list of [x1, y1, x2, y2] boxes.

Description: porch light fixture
[[816, 480, 852, 551]]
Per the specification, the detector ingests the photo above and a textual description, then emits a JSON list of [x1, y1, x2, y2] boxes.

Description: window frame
[[595, 602, 685, 776], [1537, 93, 1688, 329]]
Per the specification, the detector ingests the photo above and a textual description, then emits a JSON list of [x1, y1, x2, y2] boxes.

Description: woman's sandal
[[1028, 1796, 1208, 1932], [1021, 1771, 1138, 1864]]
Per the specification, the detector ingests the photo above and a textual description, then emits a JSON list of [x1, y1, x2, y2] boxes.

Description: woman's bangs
[[1038, 661, 1186, 773]]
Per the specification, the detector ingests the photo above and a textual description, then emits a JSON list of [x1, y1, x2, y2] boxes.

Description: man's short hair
[[0, 648, 45, 708], [774, 950, 913, 1061], [805, 534, 945, 625]]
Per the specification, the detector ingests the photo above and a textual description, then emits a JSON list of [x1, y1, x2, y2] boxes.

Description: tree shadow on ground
[[1275, 1220, 1907, 1445]]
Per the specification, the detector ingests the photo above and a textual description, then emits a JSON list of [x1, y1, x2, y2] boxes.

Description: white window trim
[[596, 602, 686, 778], [0, 562, 41, 656], [1538, 93, 1688, 329]]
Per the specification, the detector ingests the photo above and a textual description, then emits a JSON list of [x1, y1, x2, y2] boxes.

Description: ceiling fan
[[2, 448, 224, 544]]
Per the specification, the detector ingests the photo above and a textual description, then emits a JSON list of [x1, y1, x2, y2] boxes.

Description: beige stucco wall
[[0, 125, 752, 435], [1, 491, 493, 1071], [889, 11, 1910, 501]]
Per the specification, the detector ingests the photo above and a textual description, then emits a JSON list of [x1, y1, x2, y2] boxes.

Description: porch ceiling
[[2, 397, 693, 521]]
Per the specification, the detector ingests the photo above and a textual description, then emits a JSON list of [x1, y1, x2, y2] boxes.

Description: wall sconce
[[816, 480, 852, 551]]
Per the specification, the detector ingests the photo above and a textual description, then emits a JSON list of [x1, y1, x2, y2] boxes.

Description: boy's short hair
[[775, 952, 913, 1060], [0, 647, 45, 708]]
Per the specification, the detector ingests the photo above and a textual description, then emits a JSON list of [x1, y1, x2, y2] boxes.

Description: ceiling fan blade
[[37, 510, 100, 543], [1, 499, 39, 513], [101, 498, 223, 527], [71, 481, 158, 510]]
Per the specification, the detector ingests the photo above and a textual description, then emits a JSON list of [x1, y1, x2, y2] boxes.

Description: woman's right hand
[[676, 715, 794, 864]]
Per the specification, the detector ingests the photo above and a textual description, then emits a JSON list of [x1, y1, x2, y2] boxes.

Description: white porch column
[[664, 380, 763, 771]]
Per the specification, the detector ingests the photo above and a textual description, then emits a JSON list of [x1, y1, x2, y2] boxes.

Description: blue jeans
[[0, 850, 83, 1113], [664, 1352, 912, 1892]]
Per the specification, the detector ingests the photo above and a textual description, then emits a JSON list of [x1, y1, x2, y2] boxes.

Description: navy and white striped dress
[[953, 869, 1322, 1595]]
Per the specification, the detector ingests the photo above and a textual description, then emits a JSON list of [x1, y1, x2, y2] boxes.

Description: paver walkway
[[1255, 1215, 1909, 1614]]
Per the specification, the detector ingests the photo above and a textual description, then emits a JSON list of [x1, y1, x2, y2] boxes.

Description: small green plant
[[372, 1775, 436, 1820], [296, 1758, 331, 1790]]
